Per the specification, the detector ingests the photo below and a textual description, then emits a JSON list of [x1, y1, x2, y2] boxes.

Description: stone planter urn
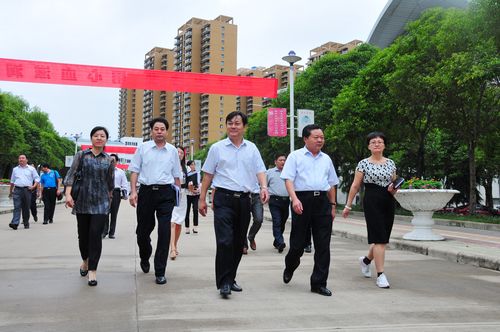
[[0, 185, 13, 208], [395, 189, 459, 241]]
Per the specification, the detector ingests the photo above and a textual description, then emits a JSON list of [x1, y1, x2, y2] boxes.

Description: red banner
[[267, 108, 288, 137], [0, 58, 278, 98], [81, 145, 137, 154]]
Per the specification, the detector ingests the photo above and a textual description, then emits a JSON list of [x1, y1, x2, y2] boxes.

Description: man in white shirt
[[199, 111, 269, 299], [9, 154, 40, 230], [280, 124, 339, 296], [129, 117, 182, 285], [103, 154, 128, 239]]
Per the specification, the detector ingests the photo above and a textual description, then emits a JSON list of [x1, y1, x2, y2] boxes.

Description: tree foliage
[[0, 91, 74, 178]]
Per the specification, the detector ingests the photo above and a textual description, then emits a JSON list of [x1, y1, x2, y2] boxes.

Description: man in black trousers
[[280, 124, 339, 296], [199, 111, 269, 299], [129, 117, 182, 285]]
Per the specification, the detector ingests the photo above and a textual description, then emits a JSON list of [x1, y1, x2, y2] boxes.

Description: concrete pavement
[[1, 203, 499, 331]]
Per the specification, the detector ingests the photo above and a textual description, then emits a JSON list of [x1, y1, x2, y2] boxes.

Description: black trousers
[[30, 190, 37, 219], [285, 192, 332, 288], [184, 194, 199, 228], [103, 189, 121, 236], [213, 189, 251, 289], [42, 188, 57, 222], [268, 196, 290, 246], [136, 185, 175, 277], [76, 214, 107, 270]]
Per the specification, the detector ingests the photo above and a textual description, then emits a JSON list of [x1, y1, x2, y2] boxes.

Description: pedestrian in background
[[39, 163, 62, 224], [266, 153, 289, 253], [342, 131, 398, 289], [65, 126, 114, 287], [128, 117, 181, 285], [243, 183, 264, 254], [170, 146, 188, 260], [102, 154, 128, 239], [281, 124, 339, 297], [185, 160, 200, 234], [8, 155, 40, 230], [199, 111, 269, 299], [28, 163, 39, 222]]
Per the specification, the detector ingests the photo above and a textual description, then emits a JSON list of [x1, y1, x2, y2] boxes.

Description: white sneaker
[[359, 256, 371, 278], [376, 273, 390, 288]]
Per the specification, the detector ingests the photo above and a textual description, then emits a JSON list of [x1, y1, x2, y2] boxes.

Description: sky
[[0, 0, 387, 140]]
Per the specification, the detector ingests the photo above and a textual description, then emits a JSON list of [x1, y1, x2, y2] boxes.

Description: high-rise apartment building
[[118, 88, 144, 138], [118, 47, 174, 140], [236, 67, 265, 116], [173, 15, 237, 154], [142, 47, 175, 141], [306, 40, 363, 66], [261, 64, 303, 108]]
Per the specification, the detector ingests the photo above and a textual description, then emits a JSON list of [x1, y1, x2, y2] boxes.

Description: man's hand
[[331, 206, 336, 221], [129, 192, 138, 207], [260, 188, 269, 204], [199, 198, 208, 216], [291, 198, 303, 215]]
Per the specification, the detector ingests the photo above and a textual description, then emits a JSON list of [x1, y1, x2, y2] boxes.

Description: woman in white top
[[170, 147, 188, 260]]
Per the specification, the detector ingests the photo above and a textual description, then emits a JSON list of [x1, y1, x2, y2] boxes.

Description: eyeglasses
[[369, 140, 385, 145]]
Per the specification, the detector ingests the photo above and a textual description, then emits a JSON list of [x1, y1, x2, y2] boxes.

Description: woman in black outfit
[[65, 126, 114, 286], [342, 132, 398, 288]]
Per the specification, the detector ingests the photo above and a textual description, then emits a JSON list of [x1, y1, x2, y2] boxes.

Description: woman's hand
[[387, 183, 398, 195], [65, 194, 74, 208], [342, 207, 350, 218]]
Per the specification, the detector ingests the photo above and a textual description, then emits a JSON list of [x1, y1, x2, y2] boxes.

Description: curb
[[332, 228, 500, 272]]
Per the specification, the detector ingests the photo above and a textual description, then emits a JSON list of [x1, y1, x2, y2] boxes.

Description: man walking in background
[[39, 163, 62, 224], [103, 154, 128, 239], [9, 155, 40, 230], [266, 154, 290, 253]]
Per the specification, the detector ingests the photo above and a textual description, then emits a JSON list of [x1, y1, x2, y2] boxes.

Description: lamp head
[[282, 50, 302, 65]]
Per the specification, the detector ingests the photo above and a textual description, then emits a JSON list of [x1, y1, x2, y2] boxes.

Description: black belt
[[113, 188, 122, 191], [44, 187, 56, 189], [215, 187, 250, 198], [270, 195, 289, 201], [296, 191, 327, 197], [140, 184, 172, 191], [15, 186, 29, 189]]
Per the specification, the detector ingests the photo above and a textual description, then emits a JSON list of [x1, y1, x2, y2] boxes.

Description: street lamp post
[[65, 132, 83, 154], [282, 51, 301, 153]]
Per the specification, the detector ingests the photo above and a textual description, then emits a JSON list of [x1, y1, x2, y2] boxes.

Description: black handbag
[[70, 153, 84, 201]]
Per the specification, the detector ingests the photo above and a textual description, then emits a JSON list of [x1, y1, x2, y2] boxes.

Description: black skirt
[[363, 183, 395, 244]]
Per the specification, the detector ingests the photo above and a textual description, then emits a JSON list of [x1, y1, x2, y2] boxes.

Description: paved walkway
[[1, 203, 499, 331]]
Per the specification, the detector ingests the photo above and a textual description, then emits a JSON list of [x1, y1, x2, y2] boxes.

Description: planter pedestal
[[395, 189, 459, 241]]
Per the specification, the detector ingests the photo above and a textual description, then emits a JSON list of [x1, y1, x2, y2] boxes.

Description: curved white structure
[[368, 0, 469, 49]]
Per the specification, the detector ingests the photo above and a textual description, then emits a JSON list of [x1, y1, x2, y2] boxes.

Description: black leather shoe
[[304, 245, 312, 253], [9, 223, 18, 230], [43, 221, 48, 225], [88, 280, 98, 287], [155, 276, 167, 285], [108, 235, 115, 239], [220, 284, 231, 298], [278, 243, 286, 253], [80, 268, 88, 277], [24, 224, 29, 229], [231, 281, 242, 292], [34, 216, 38, 222], [311, 286, 332, 296], [140, 260, 150, 273], [49, 220, 53, 224], [283, 270, 293, 284]]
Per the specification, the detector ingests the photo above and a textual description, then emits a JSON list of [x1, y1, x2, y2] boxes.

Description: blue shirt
[[202, 138, 266, 192], [129, 140, 182, 185], [40, 170, 61, 188], [280, 147, 339, 191]]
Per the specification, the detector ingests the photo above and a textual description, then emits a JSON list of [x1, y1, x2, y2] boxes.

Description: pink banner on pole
[[0, 58, 278, 98], [267, 108, 288, 137]]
